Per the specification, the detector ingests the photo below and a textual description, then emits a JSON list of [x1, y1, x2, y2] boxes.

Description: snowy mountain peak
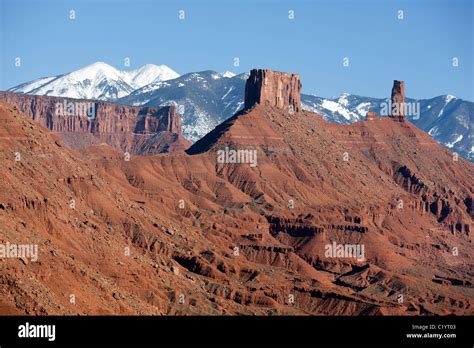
[[445, 94, 457, 103], [205, 71, 237, 80], [235, 72, 250, 80], [337, 93, 350, 106], [69, 61, 123, 81], [8, 62, 180, 101], [127, 64, 179, 87], [220, 71, 236, 78], [83, 61, 115, 69]]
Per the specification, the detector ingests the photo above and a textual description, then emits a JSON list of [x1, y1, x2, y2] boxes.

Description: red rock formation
[[0, 92, 190, 154], [133, 105, 182, 134], [244, 69, 302, 112], [390, 80, 405, 120], [0, 69, 472, 316]]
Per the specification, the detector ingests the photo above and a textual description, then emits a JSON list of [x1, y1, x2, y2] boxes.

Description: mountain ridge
[[9, 62, 179, 100], [7, 63, 473, 161]]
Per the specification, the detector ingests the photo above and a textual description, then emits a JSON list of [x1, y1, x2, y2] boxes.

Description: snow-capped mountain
[[302, 93, 381, 123], [409, 95, 473, 161], [8, 66, 473, 161], [9, 62, 179, 100], [127, 64, 180, 89], [119, 70, 247, 142]]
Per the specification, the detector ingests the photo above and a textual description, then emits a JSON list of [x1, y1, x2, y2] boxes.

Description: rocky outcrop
[[0, 92, 189, 154], [390, 80, 405, 120], [188, 69, 302, 155], [244, 69, 302, 112], [366, 111, 377, 121], [133, 105, 182, 134]]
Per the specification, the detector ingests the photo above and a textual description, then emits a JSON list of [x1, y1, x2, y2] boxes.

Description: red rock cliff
[[0, 92, 189, 153], [244, 69, 302, 112]]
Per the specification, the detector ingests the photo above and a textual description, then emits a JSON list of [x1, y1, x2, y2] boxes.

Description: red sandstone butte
[[244, 69, 302, 112]]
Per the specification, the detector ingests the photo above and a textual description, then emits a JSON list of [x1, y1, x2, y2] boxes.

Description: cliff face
[[133, 105, 182, 134], [244, 69, 302, 112], [390, 80, 406, 119], [0, 92, 189, 153]]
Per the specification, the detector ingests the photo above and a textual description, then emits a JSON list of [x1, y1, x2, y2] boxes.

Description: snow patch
[[445, 135, 463, 148], [437, 95, 457, 117], [221, 71, 236, 78], [445, 95, 456, 103], [337, 93, 350, 107], [355, 102, 371, 116], [321, 99, 353, 120], [221, 86, 234, 100], [428, 126, 439, 137]]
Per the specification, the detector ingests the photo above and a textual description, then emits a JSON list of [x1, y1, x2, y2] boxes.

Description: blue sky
[[0, 0, 472, 100]]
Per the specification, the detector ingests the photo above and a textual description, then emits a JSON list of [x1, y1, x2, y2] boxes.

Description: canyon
[[0, 69, 472, 316]]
